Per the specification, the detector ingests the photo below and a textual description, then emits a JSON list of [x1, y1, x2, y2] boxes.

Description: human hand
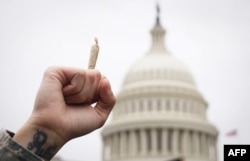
[[13, 67, 116, 160]]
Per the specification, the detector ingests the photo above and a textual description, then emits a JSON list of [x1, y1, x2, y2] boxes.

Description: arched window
[[175, 99, 179, 112], [124, 102, 128, 114], [183, 100, 187, 113], [166, 99, 170, 111], [139, 100, 143, 112], [131, 100, 135, 113], [148, 100, 152, 111], [157, 99, 161, 111]]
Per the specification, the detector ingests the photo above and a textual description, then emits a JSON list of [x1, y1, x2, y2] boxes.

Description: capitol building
[[101, 7, 218, 161]]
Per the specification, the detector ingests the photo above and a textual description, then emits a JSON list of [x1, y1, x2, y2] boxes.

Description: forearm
[[13, 123, 65, 161], [0, 129, 43, 161]]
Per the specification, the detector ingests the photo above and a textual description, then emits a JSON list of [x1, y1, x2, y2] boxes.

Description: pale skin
[[13, 67, 116, 160]]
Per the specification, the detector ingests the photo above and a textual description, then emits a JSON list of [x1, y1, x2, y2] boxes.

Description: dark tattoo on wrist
[[27, 129, 57, 160]]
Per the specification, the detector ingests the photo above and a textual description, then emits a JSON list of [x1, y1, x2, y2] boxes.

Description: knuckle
[[43, 66, 60, 78], [97, 117, 106, 129]]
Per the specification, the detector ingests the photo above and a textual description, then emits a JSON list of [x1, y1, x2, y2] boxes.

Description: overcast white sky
[[0, 0, 250, 161]]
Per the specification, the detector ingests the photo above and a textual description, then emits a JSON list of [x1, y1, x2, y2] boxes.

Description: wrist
[[13, 122, 65, 160]]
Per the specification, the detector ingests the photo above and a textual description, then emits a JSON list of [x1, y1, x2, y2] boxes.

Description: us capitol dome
[[101, 6, 218, 161]]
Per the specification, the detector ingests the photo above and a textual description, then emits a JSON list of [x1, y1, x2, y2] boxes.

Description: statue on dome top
[[156, 3, 161, 25]]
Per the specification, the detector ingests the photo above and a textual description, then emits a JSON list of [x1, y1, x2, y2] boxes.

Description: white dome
[[122, 53, 196, 87], [119, 50, 206, 109]]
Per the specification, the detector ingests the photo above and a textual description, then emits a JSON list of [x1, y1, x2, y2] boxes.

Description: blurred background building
[[101, 6, 218, 161]]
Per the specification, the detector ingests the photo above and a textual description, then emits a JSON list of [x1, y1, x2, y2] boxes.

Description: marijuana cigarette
[[88, 38, 99, 69]]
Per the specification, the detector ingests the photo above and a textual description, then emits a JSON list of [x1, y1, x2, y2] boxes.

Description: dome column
[[172, 129, 179, 155], [182, 130, 189, 156], [151, 128, 158, 155], [120, 131, 127, 157], [129, 130, 138, 156], [192, 131, 200, 157], [162, 128, 169, 155], [201, 133, 207, 158], [140, 129, 147, 156], [112, 133, 119, 158], [103, 136, 111, 161]]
